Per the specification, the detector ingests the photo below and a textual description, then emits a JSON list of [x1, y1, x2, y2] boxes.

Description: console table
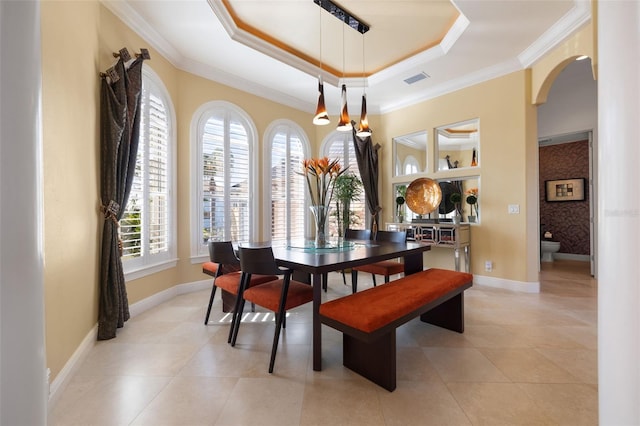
[[386, 222, 470, 272]]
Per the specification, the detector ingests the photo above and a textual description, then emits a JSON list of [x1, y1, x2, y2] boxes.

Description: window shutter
[[271, 129, 305, 242], [201, 113, 251, 243], [121, 76, 171, 263]]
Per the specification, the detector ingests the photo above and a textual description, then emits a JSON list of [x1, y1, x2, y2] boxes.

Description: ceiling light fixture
[[312, 0, 369, 130], [312, 5, 329, 125], [356, 33, 372, 138], [336, 22, 352, 132]]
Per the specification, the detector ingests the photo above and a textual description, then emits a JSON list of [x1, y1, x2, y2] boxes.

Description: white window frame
[[190, 101, 259, 262], [262, 120, 311, 242], [122, 65, 177, 280], [320, 131, 370, 231]]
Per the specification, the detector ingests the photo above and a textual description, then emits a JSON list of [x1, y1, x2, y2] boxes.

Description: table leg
[[312, 272, 322, 371], [454, 248, 460, 271], [464, 246, 470, 273]]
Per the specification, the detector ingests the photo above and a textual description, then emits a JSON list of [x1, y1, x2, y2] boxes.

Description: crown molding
[[518, 0, 591, 67], [380, 58, 522, 114], [101, 0, 185, 68]]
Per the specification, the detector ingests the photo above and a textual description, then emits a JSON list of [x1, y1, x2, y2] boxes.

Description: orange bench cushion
[[319, 268, 472, 333]]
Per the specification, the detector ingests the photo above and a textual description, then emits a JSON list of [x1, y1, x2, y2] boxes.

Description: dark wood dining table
[[269, 238, 432, 371]]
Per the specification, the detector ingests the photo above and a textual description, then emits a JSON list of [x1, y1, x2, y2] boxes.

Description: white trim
[[47, 278, 211, 413], [190, 101, 259, 257], [123, 258, 178, 282], [47, 325, 98, 413], [554, 253, 590, 262], [262, 119, 311, 242], [122, 65, 177, 275], [473, 274, 540, 293], [518, 0, 592, 68]]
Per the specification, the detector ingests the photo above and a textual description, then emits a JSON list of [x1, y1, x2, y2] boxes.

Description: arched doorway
[[536, 58, 597, 276]]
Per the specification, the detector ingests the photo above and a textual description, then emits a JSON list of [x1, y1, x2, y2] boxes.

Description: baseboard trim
[[47, 324, 97, 413], [48, 278, 211, 411], [473, 274, 540, 293], [554, 253, 590, 262]]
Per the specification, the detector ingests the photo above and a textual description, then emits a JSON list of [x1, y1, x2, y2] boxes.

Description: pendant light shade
[[356, 93, 371, 137], [313, 76, 330, 125], [336, 84, 352, 132]]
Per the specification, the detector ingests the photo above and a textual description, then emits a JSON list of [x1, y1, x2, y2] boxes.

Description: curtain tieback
[[101, 200, 120, 222], [101, 201, 124, 256]]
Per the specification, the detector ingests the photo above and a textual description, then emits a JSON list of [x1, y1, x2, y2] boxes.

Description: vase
[[310, 205, 330, 247], [468, 215, 476, 223]]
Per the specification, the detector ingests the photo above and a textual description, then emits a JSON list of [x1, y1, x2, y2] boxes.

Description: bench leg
[[343, 332, 396, 392], [420, 292, 465, 333]]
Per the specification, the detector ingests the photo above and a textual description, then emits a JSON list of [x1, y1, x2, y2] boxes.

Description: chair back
[[374, 230, 407, 243], [345, 228, 371, 240], [209, 241, 240, 267], [238, 246, 285, 276]]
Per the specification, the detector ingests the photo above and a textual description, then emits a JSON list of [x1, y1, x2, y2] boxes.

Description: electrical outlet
[[485, 260, 493, 272], [508, 204, 520, 214]]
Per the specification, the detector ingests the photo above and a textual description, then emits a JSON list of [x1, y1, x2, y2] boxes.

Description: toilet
[[540, 240, 560, 262]]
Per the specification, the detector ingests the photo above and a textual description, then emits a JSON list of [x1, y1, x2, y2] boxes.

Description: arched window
[[264, 121, 310, 242], [404, 155, 420, 175], [321, 132, 367, 234], [120, 66, 176, 278], [191, 102, 257, 257]]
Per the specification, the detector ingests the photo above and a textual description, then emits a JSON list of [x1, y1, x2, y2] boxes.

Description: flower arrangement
[[466, 187, 478, 217], [300, 157, 346, 245]]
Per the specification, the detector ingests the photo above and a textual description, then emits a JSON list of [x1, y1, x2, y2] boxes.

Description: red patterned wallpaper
[[539, 140, 590, 255]]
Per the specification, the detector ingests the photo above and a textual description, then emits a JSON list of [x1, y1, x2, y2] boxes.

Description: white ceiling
[[103, 0, 591, 116]]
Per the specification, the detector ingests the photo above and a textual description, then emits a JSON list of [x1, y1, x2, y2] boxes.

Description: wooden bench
[[319, 268, 473, 391]]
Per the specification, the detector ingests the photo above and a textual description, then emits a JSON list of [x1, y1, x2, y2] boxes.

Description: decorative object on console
[[405, 178, 442, 215], [449, 192, 463, 223], [395, 184, 406, 223], [300, 157, 346, 247], [466, 187, 478, 222]]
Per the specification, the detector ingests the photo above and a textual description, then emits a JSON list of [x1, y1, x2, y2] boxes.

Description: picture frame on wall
[[545, 178, 586, 202]]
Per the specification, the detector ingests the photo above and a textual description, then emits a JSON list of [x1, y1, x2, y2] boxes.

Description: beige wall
[[41, 1, 594, 383], [381, 71, 535, 282], [41, 0, 102, 384]]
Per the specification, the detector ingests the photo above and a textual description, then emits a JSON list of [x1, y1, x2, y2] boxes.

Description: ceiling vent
[[404, 72, 430, 85]]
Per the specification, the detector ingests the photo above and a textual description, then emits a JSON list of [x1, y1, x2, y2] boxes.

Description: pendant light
[[336, 23, 352, 132], [313, 5, 330, 126], [356, 33, 372, 137]]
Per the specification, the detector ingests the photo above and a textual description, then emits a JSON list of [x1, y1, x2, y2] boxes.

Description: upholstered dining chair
[[351, 229, 407, 293], [231, 246, 313, 373], [338, 228, 372, 284], [203, 241, 277, 327]]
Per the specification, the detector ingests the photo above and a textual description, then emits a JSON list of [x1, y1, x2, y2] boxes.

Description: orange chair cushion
[[215, 272, 278, 295], [242, 280, 313, 312], [202, 262, 218, 276], [319, 268, 473, 333], [353, 260, 404, 276]]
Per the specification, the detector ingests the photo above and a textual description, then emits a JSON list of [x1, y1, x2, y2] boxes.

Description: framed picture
[[545, 178, 586, 202]]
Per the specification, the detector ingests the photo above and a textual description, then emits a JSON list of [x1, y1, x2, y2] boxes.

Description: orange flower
[[299, 157, 347, 208]]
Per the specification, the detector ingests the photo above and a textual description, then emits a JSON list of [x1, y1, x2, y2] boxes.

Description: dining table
[[268, 238, 432, 371]]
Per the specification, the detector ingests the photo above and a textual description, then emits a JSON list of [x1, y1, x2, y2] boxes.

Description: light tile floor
[[49, 260, 597, 425]]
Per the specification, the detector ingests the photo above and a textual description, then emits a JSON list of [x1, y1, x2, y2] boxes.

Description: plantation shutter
[[202, 113, 250, 243], [121, 83, 170, 259], [271, 129, 305, 242]]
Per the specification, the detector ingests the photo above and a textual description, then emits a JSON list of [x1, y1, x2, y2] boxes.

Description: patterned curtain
[[97, 52, 147, 340], [351, 128, 382, 233]]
